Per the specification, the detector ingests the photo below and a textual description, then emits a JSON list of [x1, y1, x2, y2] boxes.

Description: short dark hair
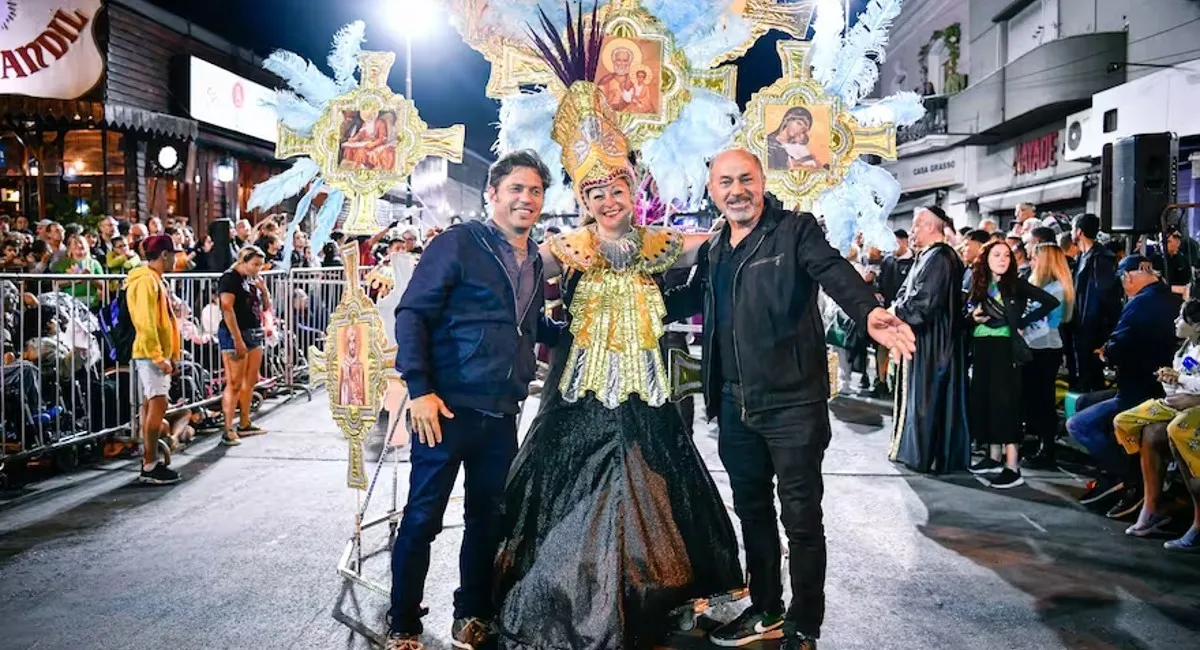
[[1030, 226, 1056, 244], [487, 150, 552, 192], [966, 229, 990, 244], [1057, 232, 1073, 249], [958, 226, 972, 236], [990, 231, 1007, 242], [925, 205, 952, 227], [1073, 213, 1101, 240], [893, 228, 909, 240], [64, 223, 83, 236], [1167, 230, 1183, 241]]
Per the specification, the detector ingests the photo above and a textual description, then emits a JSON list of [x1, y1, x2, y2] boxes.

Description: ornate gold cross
[[275, 52, 466, 235], [308, 244, 400, 489], [739, 40, 898, 210]]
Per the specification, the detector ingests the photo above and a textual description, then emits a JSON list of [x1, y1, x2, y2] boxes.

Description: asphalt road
[[1, 391, 1198, 650]]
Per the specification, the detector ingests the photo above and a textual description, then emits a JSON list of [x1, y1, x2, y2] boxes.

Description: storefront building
[[0, 0, 284, 232], [884, 145, 966, 232]]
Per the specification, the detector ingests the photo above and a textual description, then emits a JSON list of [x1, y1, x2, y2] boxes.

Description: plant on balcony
[[918, 22, 965, 95]]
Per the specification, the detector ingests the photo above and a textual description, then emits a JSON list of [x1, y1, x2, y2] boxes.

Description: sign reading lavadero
[[0, 0, 103, 99]]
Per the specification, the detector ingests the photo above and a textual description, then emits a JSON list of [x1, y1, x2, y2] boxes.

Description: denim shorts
[[218, 327, 264, 353]]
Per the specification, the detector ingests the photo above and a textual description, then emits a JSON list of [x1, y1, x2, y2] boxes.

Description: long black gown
[[494, 268, 744, 650], [889, 242, 971, 473]]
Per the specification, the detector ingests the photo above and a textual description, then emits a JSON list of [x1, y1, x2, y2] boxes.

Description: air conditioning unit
[[1064, 107, 1101, 161]]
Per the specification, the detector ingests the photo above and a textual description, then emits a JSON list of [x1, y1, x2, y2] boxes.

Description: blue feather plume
[[821, 0, 904, 107], [681, 13, 754, 69], [494, 89, 573, 211], [264, 50, 341, 108], [809, 0, 845, 88], [852, 91, 926, 128], [328, 21, 366, 93], [279, 179, 325, 271], [818, 160, 901, 253], [262, 89, 323, 135], [308, 190, 346, 262], [642, 88, 742, 210], [247, 158, 320, 212]]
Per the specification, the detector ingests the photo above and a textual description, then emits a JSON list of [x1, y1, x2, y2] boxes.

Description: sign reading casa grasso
[[0, 0, 103, 100], [884, 148, 965, 193]]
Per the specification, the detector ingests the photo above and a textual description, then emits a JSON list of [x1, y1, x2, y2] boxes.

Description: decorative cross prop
[[308, 244, 399, 489], [739, 39, 898, 210], [274, 52, 466, 235]]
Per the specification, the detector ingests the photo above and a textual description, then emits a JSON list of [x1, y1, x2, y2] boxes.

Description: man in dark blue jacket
[[388, 150, 555, 650], [1067, 255, 1177, 517], [1071, 214, 1122, 391]]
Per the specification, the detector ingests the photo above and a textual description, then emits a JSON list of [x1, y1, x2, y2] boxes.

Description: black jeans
[[389, 408, 518, 634], [1073, 329, 1107, 392], [718, 385, 829, 637], [1023, 348, 1063, 453]]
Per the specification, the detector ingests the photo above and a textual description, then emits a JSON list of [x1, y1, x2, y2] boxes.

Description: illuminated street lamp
[[387, 0, 441, 211], [217, 160, 235, 219]]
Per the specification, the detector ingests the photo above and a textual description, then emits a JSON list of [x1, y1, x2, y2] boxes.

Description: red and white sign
[[188, 56, 277, 143], [0, 0, 104, 100], [1013, 131, 1059, 175]]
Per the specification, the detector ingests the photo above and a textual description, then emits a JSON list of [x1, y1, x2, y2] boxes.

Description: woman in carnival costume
[[492, 10, 743, 650]]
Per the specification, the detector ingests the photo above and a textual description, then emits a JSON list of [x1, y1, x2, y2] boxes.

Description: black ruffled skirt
[[494, 394, 744, 649]]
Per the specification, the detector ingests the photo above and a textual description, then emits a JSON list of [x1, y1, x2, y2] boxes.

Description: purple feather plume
[[526, 1, 605, 87]]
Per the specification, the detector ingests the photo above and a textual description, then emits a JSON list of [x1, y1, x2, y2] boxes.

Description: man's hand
[[866, 307, 916, 361], [155, 359, 173, 375], [408, 393, 455, 447]]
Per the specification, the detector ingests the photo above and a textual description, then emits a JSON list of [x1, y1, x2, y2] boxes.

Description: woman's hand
[[971, 306, 988, 323]]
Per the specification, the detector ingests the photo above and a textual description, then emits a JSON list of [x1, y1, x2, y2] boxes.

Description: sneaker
[[1125, 512, 1172, 537], [237, 422, 267, 436], [781, 633, 818, 650], [1105, 487, 1145, 519], [1164, 534, 1200, 553], [1021, 451, 1058, 471], [710, 609, 784, 647], [1079, 477, 1124, 505], [138, 462, 180, 485], [988, 468, 1025, 489], [450, 618, 494, 650], [968, 457, 1003, 475], [385, 634, 425, 650]]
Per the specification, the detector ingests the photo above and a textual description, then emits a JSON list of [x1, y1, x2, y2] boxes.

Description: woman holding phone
[[217, 246, 271, 445]]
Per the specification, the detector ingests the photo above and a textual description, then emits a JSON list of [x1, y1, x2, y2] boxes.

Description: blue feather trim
[[263, 90, 323, 135], [328, 21, 366, 93], [247, 158, 320, 212], [642, 88, 742, 211], [279, 179, 325, 271], [308, 191, 346, 262], [817, 160, 901, 254], [852, 92, 926, 128], [821, 0, 904, 107], [263, 50, 341, 108]]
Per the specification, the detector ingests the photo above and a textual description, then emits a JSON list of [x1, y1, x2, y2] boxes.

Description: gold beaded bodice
[[549, 225, 684, 409]]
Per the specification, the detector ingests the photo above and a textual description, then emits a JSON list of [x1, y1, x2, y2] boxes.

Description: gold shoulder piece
[[549, 228, 598, 273], [639, 226, 683, 274]]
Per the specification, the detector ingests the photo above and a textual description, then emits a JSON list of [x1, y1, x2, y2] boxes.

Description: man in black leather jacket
[[668, 149, 915, 650]]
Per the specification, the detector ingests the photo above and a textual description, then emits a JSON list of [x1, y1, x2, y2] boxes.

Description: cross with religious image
[[274, 51, 466, 235], [739, 39, 898, 209]]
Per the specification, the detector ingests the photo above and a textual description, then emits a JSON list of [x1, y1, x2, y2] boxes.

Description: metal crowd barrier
[[0, 264, 375, 484]]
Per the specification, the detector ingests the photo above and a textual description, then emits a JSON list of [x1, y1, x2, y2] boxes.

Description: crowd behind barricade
[[825, 201, 1200, 554], [0, 209, 441, 488]]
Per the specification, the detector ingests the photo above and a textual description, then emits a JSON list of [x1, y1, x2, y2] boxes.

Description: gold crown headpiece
[[527, 2, 636, 201]]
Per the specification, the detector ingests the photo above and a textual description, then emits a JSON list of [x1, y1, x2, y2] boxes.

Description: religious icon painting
[[307, 245, 398, 490], [594, 36, 662, 116], [739, 39, 897, 209]]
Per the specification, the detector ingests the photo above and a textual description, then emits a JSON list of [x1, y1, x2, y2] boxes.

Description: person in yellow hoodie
[[126, 234, 182, 485]]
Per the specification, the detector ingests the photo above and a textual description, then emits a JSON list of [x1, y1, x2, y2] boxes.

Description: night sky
[[147, 0, 807, 156]]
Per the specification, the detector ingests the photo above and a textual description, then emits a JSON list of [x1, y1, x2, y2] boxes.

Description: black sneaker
[[1079, 477, 1124, 505], [781, 633, 818, 650], [710, 609, 784, 647], [988, 468, 1025, 489], [968, 457, 1003, 475], [450, 618, 493, 650], [1105, 486, 1145, 519], [138, 462, 180, 485], [1021, 451, 1058, 471], [237, 422, 268, 436]]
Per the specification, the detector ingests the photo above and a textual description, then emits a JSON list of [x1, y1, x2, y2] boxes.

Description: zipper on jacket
[[731, 231, 767, 421]]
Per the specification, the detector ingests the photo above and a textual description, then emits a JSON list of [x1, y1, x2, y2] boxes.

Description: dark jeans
[[1066, 392, 1141, 482], [389, 408, 518, 634], [1073, 329, 1107, 392], [1023, 348, 1063, 453], [718, 385, 829, 638]]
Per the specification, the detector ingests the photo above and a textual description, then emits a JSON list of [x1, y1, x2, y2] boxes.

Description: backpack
[[105, 288, 136, 364]]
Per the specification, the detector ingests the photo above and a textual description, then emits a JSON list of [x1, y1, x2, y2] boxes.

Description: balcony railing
[[896, 95, 949, 146]]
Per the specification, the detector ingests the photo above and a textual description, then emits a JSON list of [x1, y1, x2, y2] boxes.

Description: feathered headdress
[[526, 2, 635, 202]]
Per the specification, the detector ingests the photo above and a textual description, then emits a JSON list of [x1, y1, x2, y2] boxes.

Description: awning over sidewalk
[[0, 98, 197, 141], [977, 175, 1087, 212]]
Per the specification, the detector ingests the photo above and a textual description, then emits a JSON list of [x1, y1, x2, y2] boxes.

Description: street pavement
[[1, 390, 1199, 650]]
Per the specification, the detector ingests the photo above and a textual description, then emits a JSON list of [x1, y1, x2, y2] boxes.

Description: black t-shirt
[[217, 269, 262, 332], [713, 226, 760, 384]]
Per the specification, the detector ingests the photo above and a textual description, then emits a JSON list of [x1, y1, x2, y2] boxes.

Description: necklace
[[591, 225, 641, 270]]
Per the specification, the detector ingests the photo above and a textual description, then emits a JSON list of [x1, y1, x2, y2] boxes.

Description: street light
[[387, 0, 441, 211], [216, 162, 235, 183], [217, 160, 235, 220]]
